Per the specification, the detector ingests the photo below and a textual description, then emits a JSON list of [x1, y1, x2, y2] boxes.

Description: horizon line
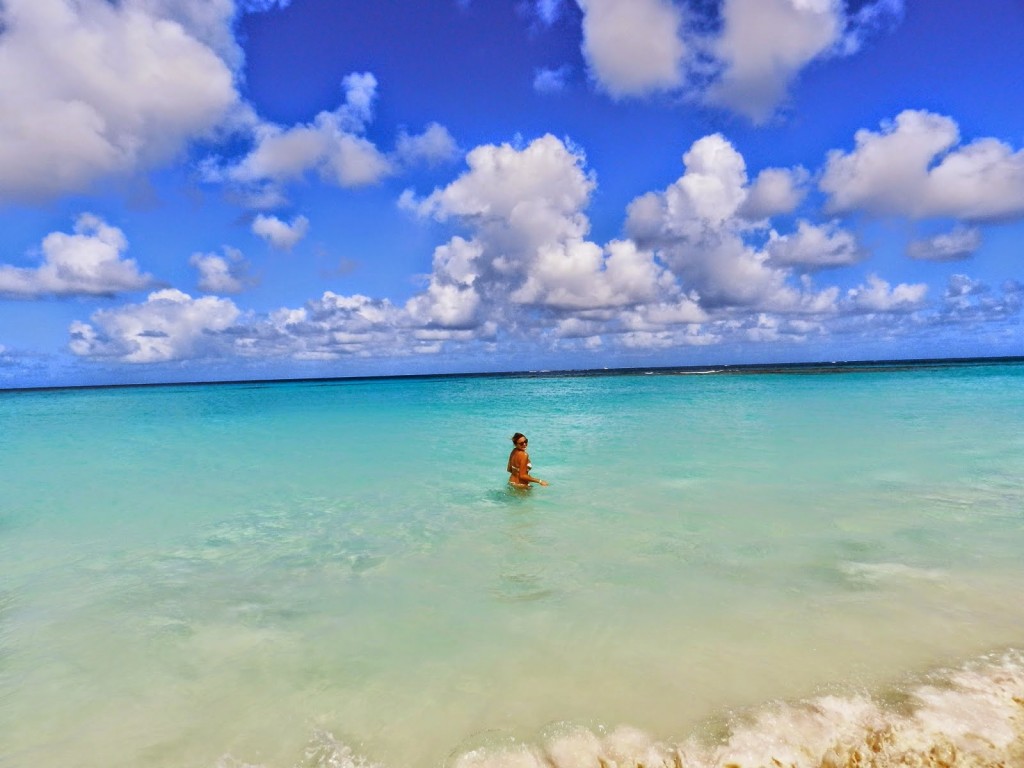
[[3, 354, 1023, 395]]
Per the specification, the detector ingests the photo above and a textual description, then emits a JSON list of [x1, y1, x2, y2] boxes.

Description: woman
[[507, 433, 548, 488]]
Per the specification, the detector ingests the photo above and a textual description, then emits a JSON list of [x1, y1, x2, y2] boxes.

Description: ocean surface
[[2, 360, 1024, 768]]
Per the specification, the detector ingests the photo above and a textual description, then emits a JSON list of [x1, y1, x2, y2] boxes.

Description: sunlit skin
[[507, 433, 548, 488]]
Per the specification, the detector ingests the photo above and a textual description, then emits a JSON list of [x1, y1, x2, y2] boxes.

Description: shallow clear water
[[2, 363, 1023, 768]]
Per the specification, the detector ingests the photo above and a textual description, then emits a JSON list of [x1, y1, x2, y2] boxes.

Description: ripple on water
[[839, 561, 945, 587]]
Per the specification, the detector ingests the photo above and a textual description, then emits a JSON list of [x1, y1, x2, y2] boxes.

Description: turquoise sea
[[2, 360, 1024, 768]]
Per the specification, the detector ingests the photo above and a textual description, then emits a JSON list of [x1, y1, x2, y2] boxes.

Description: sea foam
[[215, 652, 1024, 768], [448, 651, 1024, 768]]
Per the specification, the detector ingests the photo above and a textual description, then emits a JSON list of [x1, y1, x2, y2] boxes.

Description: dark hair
[[511, 432, 526, 444]]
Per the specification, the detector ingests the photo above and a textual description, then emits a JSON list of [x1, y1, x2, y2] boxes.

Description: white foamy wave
[[840, 561, 945, 584], [301, 730, 384, 768], [449, 651, 1024, 768], [217, 730, 383, 768]]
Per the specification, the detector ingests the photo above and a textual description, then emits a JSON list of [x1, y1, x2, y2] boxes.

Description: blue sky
[[1, 0, 1022, 387]]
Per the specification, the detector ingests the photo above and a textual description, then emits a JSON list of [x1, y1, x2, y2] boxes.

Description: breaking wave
[[450, 651, 1024, 768], [216, 650, 1024, 768]]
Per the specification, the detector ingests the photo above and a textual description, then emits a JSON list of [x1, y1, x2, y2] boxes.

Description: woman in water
[[507, 433, 548, 488]]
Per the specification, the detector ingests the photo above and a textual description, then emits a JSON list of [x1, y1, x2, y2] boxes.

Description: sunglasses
[[516, 439, 528, 446]]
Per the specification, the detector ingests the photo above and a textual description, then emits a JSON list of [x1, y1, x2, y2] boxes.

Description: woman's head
[[511, 433, 528, 448]]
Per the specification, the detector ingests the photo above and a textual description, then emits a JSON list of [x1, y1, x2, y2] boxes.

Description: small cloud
[[252, 214, 310, 251], [907, 226, 981, 262], [215, 73, 393, 193], [533, 65, 572, 94], [534, 0, 564, 26], [578, 0, 687, 98], [844, 274, 928, 313], [317, 251, 360, 279], [190, 246, 254, 294], [333, 257, 359, 277], [766, 220, 863, 271], [206, 75, 458, 207], [395, 123, 460, 167], [945, 274, 988, 299], [240, 1, 293, 12], [840, 0, 905, 55], [0, 214, 155, 298]]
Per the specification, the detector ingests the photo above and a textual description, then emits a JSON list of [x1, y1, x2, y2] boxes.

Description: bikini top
[[509, 454, 532, 472]]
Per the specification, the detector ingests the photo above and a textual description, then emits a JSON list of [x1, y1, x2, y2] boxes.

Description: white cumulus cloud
[[625, 133, 834, 313], [739, 166, 810, 219], [405, 237, 484, 329], [395, 123, 460, 167], [69, 288, 241, 362], [407, 134, 675, 320], [821, 110, 1024, 221], [766, 220, 863, 271], [570, 0, 902, 121], [576, 0, 687, 98], [410, 134, 595, 230], [907, 226, 982, 262], [66, 117, 1015, 367], [843, 274, 927, 313], [252, 214, 310, 251], [221, 73, 393, 189], [190, 246, 253, 293], [0, 0, 238, 202], [707, 0, 841, 123], [134, 0, 245, 68], [511, 238, 672, 310], [0, 214, 155, 298], [405, 281, 482, 329], [210, 72, 458, 205], [234, 291, 442, 360]]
